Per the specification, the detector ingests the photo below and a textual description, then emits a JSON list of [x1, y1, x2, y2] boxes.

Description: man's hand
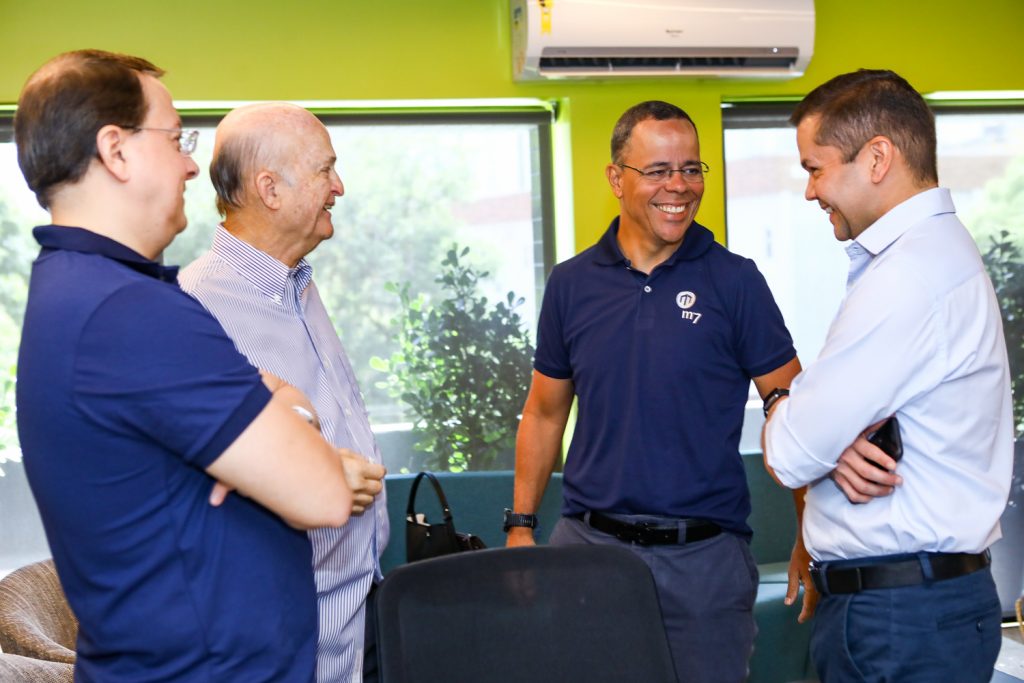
[[505, 526, 537, 548], [831, 419, 903, 503], [785, 533, 818, 623], [339, 449, 386, 514]]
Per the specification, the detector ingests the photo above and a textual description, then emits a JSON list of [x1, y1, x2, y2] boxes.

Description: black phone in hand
[[866, 416, 902, 469]]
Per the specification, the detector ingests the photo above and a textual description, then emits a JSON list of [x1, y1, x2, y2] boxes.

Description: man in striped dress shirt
[[179, 102, 389, 683]]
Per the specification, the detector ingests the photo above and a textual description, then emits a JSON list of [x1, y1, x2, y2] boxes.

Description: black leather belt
[[810, 551, 990, 595], [569, 511, 722, 546]]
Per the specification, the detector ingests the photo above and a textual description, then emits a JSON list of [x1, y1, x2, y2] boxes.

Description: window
[[724, 102, 1024, 616], [0, 104, 555, 574]]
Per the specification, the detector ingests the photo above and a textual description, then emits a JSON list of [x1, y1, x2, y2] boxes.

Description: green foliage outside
[[968, 157, 1024, 439], [982, 232, 1024, 438], [0, 125, 486, 475], [372, 245, 535, 472], [0, 189, 45, 477], [969, 156, 1024, 505], [162, 126, 476, 425]]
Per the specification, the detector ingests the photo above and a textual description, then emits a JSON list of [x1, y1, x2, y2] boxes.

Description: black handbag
[[406, 471, 486, 563]]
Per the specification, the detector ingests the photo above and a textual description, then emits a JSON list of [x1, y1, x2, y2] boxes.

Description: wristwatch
[[762, 387, 790, 417], [503, 508, 538, 533]]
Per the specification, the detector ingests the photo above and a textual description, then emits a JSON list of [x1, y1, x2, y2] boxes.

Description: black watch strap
[[763, 387, 790, 417], [503, 508, 538, 532]]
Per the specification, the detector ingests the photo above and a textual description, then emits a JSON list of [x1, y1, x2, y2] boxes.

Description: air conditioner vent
[[539, 53, 798, 74]]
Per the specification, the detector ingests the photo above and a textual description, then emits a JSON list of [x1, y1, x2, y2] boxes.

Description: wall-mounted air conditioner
[[511, 0, 815, 81]]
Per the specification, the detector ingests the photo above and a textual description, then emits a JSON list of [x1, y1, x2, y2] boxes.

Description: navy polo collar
[[33, 225, 180, 283], [593, 216, 715, 269]]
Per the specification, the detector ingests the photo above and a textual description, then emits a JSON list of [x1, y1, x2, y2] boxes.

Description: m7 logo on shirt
[[676, 290, 702, 325]]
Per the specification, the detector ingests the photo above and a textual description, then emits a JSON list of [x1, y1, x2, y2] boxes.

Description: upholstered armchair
[[0, 558, 77, 673]]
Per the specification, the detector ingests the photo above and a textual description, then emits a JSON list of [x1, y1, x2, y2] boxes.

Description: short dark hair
[[790, 69, 937, 185], [610, 100, 697, 164], [14, 50, 164, 209]]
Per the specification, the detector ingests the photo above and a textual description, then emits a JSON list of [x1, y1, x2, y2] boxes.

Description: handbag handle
[[406, 471, 454, 524]]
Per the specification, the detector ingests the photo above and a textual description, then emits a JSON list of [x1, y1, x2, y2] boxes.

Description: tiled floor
[[995, 625, 1024, 682]]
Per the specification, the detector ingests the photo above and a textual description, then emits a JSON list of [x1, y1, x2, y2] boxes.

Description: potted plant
[[372, 245, 535, 472]]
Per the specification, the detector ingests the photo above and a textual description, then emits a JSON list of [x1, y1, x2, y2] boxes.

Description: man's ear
[[865, 135, 894, 184], [606, 163, 624, 198], [95, 125, 131, 182], [254, 171, 281, 210]]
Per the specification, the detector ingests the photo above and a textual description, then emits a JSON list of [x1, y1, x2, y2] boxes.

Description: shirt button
[[643, 286, 652, 293]]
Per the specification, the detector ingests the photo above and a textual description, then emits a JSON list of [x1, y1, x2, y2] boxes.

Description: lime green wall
[[3, 0, 1023, 251]]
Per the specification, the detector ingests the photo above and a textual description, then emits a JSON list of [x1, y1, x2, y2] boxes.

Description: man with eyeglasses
[[14, 50, 354, 682], [506, 100, 810, 683], [762, 69, 1011, 683], [179, 102, 388, 683]]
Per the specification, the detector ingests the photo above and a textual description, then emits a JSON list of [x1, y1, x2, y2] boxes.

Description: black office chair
[[374, 544, 677, 683]]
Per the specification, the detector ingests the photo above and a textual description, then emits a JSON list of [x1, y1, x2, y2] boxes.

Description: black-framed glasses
[[619, 161, 709, 184], [121, 127, 199, 156]]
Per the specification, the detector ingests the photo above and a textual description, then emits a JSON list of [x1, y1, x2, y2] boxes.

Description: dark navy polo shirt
[[16, 226, 317, 682], [535, 218, 795, 533]]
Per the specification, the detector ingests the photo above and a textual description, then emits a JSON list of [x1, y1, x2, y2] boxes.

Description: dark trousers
[[550, 515, 758, 683], [810, 565, 1002, 682]]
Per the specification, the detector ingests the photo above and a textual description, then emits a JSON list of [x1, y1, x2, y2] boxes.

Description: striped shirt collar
[[212, 225, 313, 303]]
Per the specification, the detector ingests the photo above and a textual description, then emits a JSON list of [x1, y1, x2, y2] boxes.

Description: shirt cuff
[[764, 399, 837, 488]]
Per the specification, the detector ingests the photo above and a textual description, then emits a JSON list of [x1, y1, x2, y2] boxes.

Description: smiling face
[[607, 117, 704, 258], [275, 118, 344, 259], [796, 114, 875, 242]]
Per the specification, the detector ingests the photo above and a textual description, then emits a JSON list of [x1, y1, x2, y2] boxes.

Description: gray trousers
[[549, 515, 758, 683]]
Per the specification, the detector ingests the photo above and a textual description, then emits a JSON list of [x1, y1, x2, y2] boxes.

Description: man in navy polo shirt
[[14, 50, 354, 682], [505, 100, 810, 683]]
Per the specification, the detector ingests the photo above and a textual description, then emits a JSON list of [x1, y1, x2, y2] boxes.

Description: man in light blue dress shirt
[[179, 103, 389, 683], [763, 70, 1012, 682]]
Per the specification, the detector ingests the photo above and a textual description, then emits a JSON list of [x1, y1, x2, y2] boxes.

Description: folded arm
[[206, 373, 353, 530]]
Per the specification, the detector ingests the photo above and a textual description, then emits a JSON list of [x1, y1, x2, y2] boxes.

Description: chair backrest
[[0, 559, 77, 663], [374, 545, 677, 683]]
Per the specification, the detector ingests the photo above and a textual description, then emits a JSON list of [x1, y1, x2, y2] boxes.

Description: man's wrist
[[503, 508, 539, 533], [763, 387, 790, 417]]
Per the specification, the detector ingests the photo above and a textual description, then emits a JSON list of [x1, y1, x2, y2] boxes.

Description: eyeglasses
[[122, 127, 199, 156], [619, 161, 709, 184]]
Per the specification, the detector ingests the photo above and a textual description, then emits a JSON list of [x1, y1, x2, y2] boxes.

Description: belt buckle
[[809, 564, 827, 594], [815, 563, 866, 594]]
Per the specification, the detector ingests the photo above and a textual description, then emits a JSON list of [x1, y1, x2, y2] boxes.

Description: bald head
[[210, 103, 327, 216]]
